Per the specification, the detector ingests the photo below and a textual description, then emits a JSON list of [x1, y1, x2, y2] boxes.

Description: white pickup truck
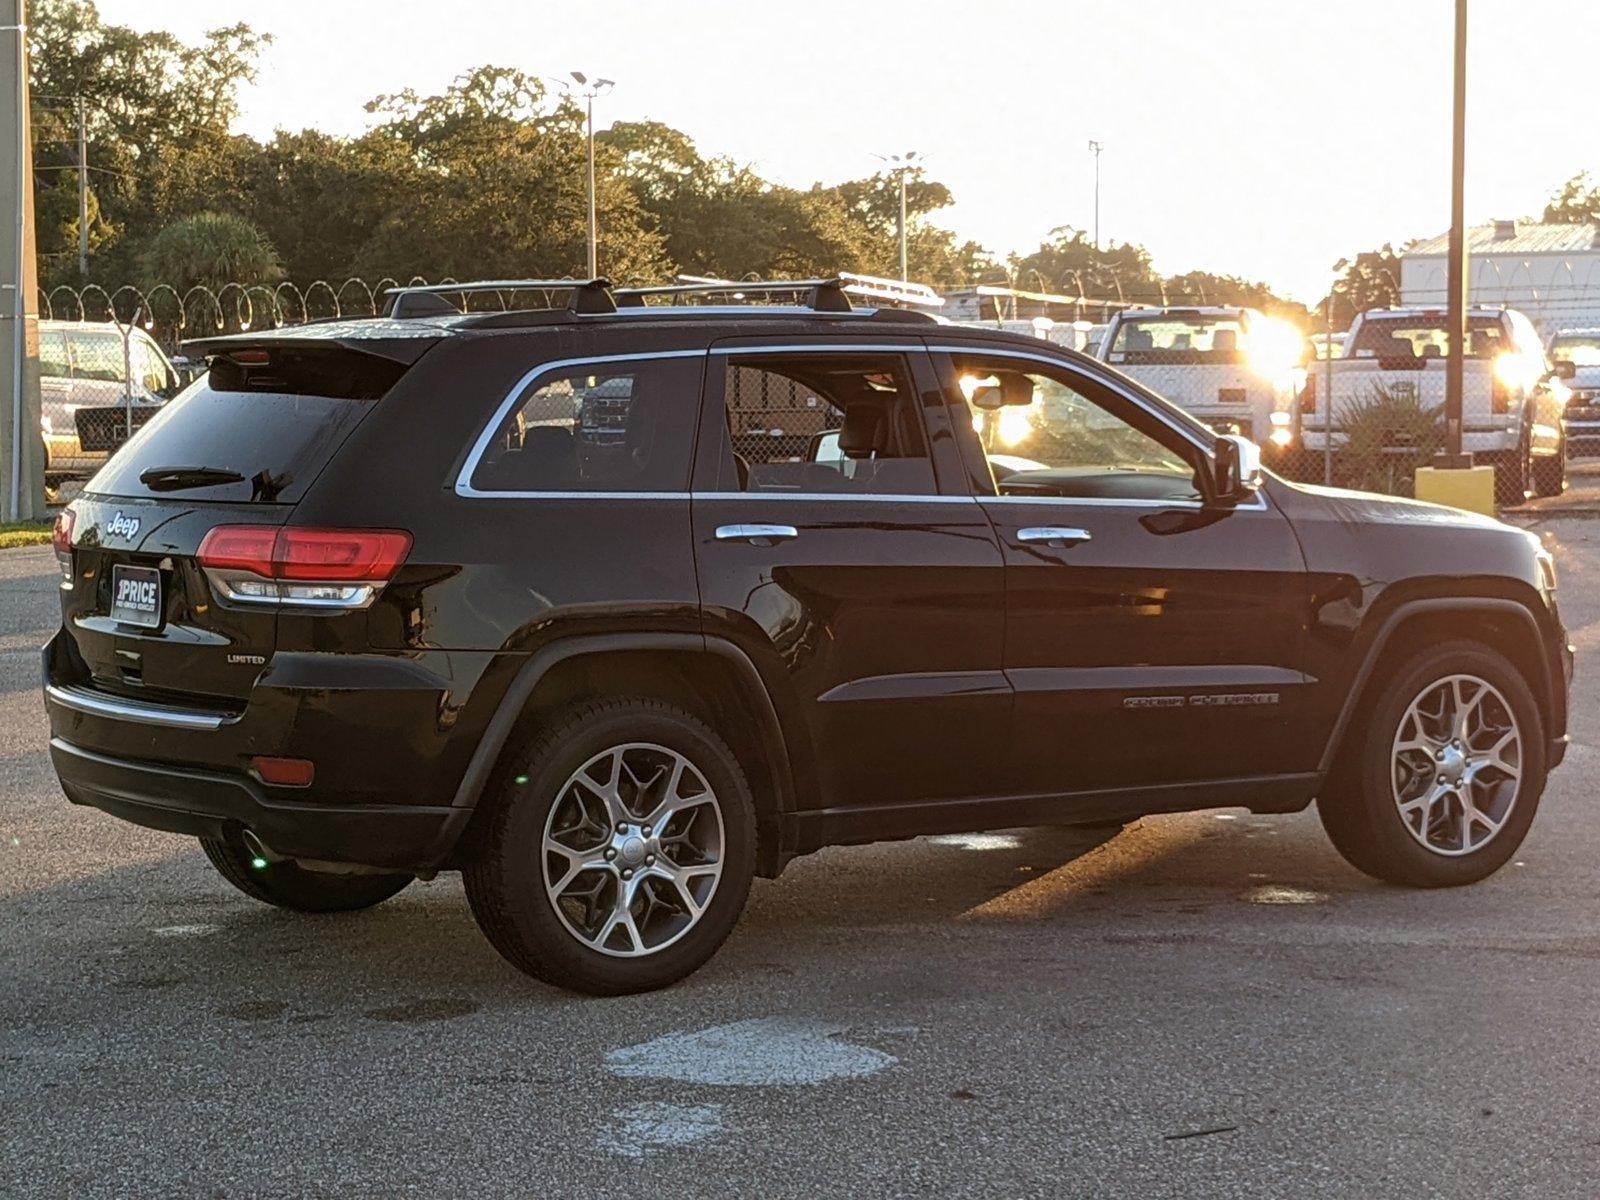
[[1302, 306, 1567, 499], [1546, 327, 1600, 457], [1095, 306, 1307, 461]]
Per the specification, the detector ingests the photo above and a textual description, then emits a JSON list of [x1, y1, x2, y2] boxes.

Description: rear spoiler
[[182, 319, 449, 367]]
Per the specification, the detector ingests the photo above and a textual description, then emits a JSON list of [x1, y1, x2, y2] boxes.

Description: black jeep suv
[[44, 278, 1572, 995]]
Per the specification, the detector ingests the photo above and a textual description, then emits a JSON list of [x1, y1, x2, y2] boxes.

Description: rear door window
[[467, 355, 703, 493], [40, 330, 69, 378], [85, 345, 407, 504], [706, 353, 936, 495], [67, 331, 123, 382]]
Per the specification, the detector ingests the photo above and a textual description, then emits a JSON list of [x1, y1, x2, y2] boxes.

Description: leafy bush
[[139, 213, 282, 292], [1336, 384, 1445, 496]]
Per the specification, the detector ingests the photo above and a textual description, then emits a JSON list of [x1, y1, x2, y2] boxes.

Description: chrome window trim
[[454, 340, 1269, 511], [455, 349, 710, 499], [980, 492, 1268, 513], [45, 682, 235, 731]]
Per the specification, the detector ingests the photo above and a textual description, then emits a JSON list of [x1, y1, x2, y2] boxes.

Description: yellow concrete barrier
[[1414, 465, 1497, 517]]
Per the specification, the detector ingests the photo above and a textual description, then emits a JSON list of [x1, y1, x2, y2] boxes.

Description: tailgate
[[59, 496, 288, 707]]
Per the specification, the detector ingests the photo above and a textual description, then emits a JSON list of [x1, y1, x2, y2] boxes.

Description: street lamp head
[[570, 70, 587, 85]]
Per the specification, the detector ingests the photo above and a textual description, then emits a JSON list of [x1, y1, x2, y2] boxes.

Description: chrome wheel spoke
[[1391, 673, 1522, 858], [541, 740, 726, 958]]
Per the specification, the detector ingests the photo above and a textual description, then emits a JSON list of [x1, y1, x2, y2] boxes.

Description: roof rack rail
[[382, 278, 616, 318], [614, 273, 944, 312]]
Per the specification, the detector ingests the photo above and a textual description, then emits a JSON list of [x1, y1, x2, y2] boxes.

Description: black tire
[[1493, 446, 1530, 507], [464, 697, 756, 996], [1318, 640, 1546, 888], [200, 830, 413, 913], [1532, 447, 1566, 498]]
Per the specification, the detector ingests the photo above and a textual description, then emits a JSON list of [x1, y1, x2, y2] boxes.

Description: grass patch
[[0, 521, 52, 548]]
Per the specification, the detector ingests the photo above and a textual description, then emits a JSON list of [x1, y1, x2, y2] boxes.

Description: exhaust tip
[[240, 828, 276, 869]]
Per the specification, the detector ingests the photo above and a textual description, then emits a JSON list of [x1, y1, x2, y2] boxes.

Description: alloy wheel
[[1390, 673, 1522, 857], [541, 742, 725, 957]]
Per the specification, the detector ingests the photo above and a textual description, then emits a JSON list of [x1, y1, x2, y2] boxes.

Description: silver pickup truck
[[1302, 306, 1567, 500]]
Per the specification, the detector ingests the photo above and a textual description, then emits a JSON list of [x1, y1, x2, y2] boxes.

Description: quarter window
[[469, 356, 702, 493], [709, 353, 936, 495]]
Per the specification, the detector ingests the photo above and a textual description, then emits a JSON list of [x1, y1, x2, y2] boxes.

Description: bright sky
[[91, 0, 1600, 303]]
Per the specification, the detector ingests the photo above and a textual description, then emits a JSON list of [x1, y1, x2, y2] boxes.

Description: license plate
[[109, 564, 162, 628]]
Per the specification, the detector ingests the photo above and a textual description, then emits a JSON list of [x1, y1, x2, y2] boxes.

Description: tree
[[350, 67, 669, 283], [140, 211, 281, 291], [1320, 245, 1403, 330], [1544, 172, 1600, 224], [29, 0, 269, 282]]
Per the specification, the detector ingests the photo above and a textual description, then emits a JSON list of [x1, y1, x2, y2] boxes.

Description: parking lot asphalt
[[5, 500, 1600, 1199]]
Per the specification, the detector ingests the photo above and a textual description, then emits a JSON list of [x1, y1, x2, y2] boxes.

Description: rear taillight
[[1299, 372, 1317, 414], [197, 525, 412, 609], [1492, 378, 1511, 414], [51, 507, 74, 584]]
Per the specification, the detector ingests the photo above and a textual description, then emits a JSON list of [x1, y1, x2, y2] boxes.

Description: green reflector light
[[514, 774, 530, 785], [250, 856, 269, 870]]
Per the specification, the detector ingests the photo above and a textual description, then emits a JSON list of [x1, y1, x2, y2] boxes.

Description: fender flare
[[1314, 596, 1554, 778], [440, 632, 798, 870]]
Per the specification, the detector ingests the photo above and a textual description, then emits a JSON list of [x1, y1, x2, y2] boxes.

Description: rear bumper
[[50, 736, 467, 870]]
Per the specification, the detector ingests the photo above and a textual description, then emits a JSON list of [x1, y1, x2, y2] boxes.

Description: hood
[[1568, 365, 1600, 393], [1275, 478, 1509, 532]]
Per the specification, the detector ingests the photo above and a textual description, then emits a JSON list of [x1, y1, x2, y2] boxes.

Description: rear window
[[1107, 316, 1247, 364], [84, 346, 404, 504], [1348, 315, 1505, 360]]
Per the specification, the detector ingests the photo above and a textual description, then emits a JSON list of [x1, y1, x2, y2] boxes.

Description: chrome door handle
[[715, 524, 799, 543], [1016, 526, 1092, 547]]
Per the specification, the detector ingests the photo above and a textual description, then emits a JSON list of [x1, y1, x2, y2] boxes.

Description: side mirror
[[968, 372, 1035, 411], [1209, 434, 1263, 507], [1551, 359, 1577, 381]]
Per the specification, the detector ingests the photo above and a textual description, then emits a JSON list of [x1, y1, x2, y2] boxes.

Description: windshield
[[1549, 335, 1600, 366], [1347, 315, 1505, 360], [1107, 315, 1247, 364]]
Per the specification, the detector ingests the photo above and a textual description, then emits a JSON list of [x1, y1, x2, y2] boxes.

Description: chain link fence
[[41, 260, 1600, 510]]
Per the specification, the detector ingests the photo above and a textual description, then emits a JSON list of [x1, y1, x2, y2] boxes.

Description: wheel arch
[[444, 633, 801, 878], [1316, 596, 1561, 780]]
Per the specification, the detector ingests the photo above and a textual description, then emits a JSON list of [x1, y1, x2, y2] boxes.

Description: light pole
[[1087, 139, 1103, 249], [569, 71, 614, 279], [875, 151, 918, 281]]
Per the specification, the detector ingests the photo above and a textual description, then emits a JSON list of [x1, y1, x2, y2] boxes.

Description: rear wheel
[[1318, 641, 1545, 887], [1493, 445, 1531, 507], [1532, 447, 1566, 498], [200, 830, 413, 913], [464, 697, 756, 995]]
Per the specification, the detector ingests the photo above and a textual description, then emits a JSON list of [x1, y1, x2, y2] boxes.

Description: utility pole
[[1442, 0, 1468, 467], [0, 0, 44, 519], [1088, 139, 1103, 249], [569, 72, 614, 279], [75, 97, 86, 276], [875, 151, 918, 281]]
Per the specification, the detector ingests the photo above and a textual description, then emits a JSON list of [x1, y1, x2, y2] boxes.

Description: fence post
[[0, 0, 43, 520]]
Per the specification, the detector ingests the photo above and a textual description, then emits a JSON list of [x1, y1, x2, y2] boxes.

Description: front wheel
[[464, 698, 756, 995], [1318, 640, 1546, 887], [200, 830, 414, 912], [1532, 448, 1566, 498]]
